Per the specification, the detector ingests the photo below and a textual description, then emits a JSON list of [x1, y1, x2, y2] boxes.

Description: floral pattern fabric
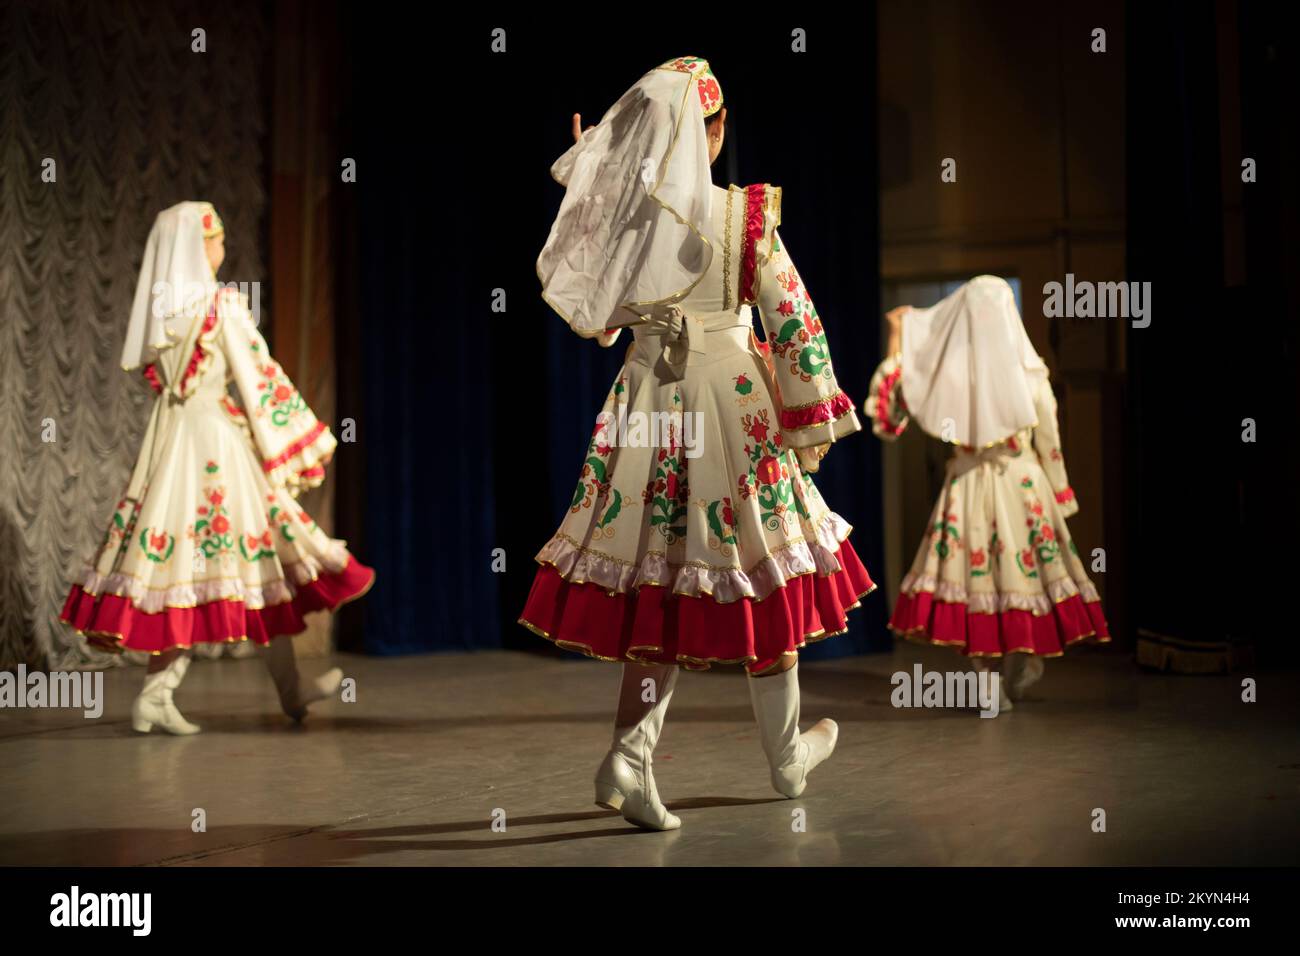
[[745, 185, 858, 447], [865, 354, 1107, 655]]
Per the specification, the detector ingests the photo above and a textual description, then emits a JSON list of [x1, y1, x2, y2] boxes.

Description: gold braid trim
[[723, 186, 736, 310]]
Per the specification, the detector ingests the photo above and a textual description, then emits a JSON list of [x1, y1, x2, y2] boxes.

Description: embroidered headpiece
[[659, 56, 723, 118], [197, 202, 224, 239]]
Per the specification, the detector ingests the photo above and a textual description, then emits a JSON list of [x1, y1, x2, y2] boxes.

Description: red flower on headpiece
[[202, 213, 213, 230], [699, 78, 721, 113]]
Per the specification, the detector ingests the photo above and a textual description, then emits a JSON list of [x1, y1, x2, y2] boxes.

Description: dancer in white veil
[[523, 58, 875, 829], [61, 202, 374, 733], [864, 276, 1110, 711]]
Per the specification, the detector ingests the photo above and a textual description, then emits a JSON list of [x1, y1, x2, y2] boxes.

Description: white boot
[[226, 639, 258, 660], [1003, 653, 1044, 701], [262, 637, 343, 722], [972, 657, 1013, 713], [131, 653, 201, 735], [747, 661, 838, 798], [594, 664, 681, 831]]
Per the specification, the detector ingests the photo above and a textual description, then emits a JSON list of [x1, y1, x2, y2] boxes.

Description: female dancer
[[521, 58, 875, 829], [864, 276, 1109, 710], [61, 202, 374, 733]]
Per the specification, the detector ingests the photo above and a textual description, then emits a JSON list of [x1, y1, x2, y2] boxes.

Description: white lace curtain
[[0, 0, 269, 668]]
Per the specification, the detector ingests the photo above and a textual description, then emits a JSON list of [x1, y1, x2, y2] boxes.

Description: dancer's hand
[[885, 305, 911, 330], [796, 443, 831, 473], [885, 305, 911, 357], [571, 113, 596, 144]]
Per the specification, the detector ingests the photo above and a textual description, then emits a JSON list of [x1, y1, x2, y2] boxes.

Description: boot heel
[[594, 780, 625, 810], [132, 717, 154, 734]]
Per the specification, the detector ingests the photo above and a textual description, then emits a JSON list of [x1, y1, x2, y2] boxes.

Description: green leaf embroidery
[[776, 318, 802, 344], [798, 343, 828, 377], [598, 489, 622, 528]]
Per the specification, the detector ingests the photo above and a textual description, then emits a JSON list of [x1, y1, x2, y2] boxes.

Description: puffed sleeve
[[862, 353, 910, 440], [1030, 377, 1079, 517], [746, 184, 860, 450], [218, 289, 337, 497]]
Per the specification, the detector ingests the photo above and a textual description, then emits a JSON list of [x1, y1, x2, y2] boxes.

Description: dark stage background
[[4, 1, 1297, 669], [335, 15, 890, 658], [1125, 0, 1298, 655]]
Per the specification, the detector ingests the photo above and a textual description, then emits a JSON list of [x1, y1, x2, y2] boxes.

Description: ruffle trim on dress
[[68, 540, 353, 613], [889, 585, 1110, 658], [60, 555, 375, 655], [739, 183, 767, 304], [779, 389, 856, 432], [898, 571, 1102, 615], [264, 421, 337, 494], [176, 307, 222, 400], [865, 357, 908, 438], [534, 510, 854, 605], [774, 392, 857, 447], [520, 536, 874, 674], [739, 183, 781, 306]]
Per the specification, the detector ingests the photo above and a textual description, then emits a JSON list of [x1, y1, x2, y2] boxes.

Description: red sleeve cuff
[[875, 365, 907, 436], [779, 389, 854, 431]]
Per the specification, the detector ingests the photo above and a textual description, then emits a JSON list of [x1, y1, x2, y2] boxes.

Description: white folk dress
[[865, 354, 1109, 656], [521, 184, 876, 674], [61, 288, 374, 654]]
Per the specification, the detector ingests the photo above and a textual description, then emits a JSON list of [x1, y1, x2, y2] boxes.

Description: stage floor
[[1, 644, 1296, 866]]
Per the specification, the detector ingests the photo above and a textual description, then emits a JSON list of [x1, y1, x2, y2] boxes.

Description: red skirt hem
[[59, 555, 375, 655], [888, 588, 1110, 657], [519, 538, 876, 674]]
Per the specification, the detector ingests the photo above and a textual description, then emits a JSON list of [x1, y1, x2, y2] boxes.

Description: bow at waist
[[632, 305, 755, 378]]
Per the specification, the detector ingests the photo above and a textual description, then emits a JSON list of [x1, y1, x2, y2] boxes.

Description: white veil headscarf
[[901, 275, 1049, 448], [120, 201, 221, 370], [536, 61, 716, 335]]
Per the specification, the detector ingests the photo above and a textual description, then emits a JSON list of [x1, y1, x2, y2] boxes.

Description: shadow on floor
[[0, 795, 786, 865]]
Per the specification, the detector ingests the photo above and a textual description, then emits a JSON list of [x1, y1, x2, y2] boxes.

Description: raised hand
[[571, 113, 596, 144], [885, 305, 911, 357], [884, 305, 912, 330]]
